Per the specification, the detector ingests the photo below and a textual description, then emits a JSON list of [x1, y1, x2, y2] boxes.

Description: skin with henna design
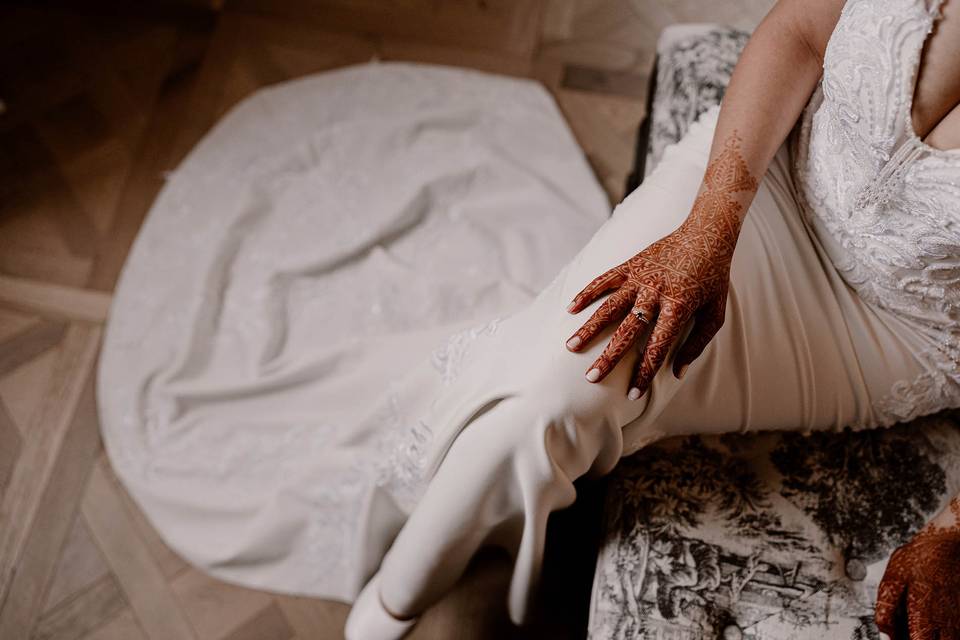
[[565, 132, 758, 398], [875, 495, 960, 640]]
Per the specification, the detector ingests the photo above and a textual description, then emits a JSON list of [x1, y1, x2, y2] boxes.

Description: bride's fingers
[[583, 305, 648, 383], [672, 297, 726, 378], [906, 591, 939, 640], [566, 288, 634, 351], [628, 302, 685, 399], [874, 552, 908, 637], [567, 266, 627, 314]]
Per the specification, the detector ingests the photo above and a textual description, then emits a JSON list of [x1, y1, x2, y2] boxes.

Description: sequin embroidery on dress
[[792, 0, 960, 425]]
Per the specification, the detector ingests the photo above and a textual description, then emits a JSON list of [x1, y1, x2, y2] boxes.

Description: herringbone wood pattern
[[0, 1, 773, 638]]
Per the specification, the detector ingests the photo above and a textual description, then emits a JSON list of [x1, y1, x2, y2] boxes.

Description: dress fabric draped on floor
[[98, 62, 611, 604]]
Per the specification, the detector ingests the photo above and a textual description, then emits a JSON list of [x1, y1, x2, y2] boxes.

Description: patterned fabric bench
[[588, 24, 960, 640]]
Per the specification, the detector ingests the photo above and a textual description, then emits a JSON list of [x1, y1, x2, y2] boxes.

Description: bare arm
[[706, 0, 844, 188], [566, 0, 846, 395]]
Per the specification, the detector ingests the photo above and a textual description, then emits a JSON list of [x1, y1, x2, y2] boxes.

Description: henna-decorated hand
[[564, 134, 758, 399], [875, 497, 960, 640]]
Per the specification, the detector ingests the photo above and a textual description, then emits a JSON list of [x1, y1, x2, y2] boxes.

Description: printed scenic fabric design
[[589, 419, 960, 639], [645, 27, 750, 175]]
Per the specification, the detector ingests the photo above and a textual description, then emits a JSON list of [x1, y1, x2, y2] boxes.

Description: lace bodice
[[792, 0, 960, 423]]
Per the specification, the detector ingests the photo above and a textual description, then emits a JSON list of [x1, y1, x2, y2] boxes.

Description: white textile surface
[[97, 62, 610, 601]]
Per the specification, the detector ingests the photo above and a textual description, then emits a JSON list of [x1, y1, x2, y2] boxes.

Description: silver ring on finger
[[631, 307, 649, 323]]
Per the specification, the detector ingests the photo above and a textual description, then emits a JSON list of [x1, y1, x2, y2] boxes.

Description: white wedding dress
[[98, 0, 960, 629]]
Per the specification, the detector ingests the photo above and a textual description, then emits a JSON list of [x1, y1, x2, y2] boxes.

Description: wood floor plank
[[228, 12, 378, 73], [0, 366, 102, 637], [0, 319, 68, 376], [408, 549, 520, 640], [275, 596, 349, 640], [378, 37, 532, 77], [222, 602, 294, 640], [211, 16, 380, 118], [85, 22, 216, 293], [540, 0, 576, 42], [58, 13, 152, 156], [81, 460, 198, 640], [41, 513, 110, 615], [0, 307, 37, 342], [171, 568, 273, 640], [160, 14, 243, 156], [553, 87, 646, 203], [79, 609, 148, 640], [0, 346, 59, 440], [0, 276, 112, 324], [0, 6, 198, 293], [0, 124, 99, 264], [561, 64, 648, 98], [0, 243, 93, 292], [0, 400, 22, 499], [32, 575, 126, 640], [0, 324, 100, 614], [229, 0, 544, 58]]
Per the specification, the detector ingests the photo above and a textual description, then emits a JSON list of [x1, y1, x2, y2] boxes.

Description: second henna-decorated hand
[[875, 497, 960, 640], [565, 133, 758, 399]]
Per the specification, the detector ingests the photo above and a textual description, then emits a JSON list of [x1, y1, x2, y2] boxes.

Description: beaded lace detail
[[792, 0, 960, 425]]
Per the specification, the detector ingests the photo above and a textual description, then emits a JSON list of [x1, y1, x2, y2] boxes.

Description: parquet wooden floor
[[0, 1, 773, 638]]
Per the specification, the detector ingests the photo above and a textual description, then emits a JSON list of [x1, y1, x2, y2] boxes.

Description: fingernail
[[627, 387, 641, 401], [586, 368, 601, 382], [566, 336, 581, 350], [677, 364, 689, 379], [566, 301, 577, 313]]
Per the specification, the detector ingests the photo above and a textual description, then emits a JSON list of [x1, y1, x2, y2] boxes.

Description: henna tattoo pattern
[[875, 495, 960, 639], [566, 132, 758, 397]]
